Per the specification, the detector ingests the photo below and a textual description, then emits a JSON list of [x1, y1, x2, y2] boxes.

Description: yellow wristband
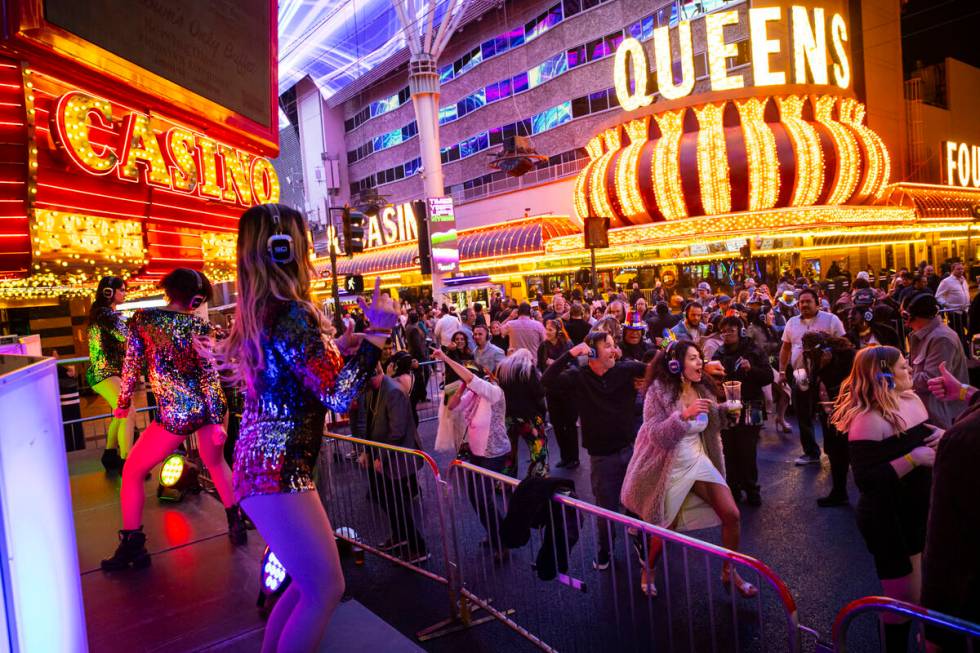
[[959, 384, 970, 402], [903, 453, 916, 468]]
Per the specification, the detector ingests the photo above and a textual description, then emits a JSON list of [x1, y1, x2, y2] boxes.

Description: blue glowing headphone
[[666, 340, 684, 375], [874, 347, 895, 390], [265, 203, 295, 265]]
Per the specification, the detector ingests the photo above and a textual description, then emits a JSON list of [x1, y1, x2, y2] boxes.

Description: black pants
[[550, 409, 580, 464], [466, 454, 508, 544], [791, 382, 821, 457], [720, 425, 760, 495], [367, 468, 426, 554], [819, 410, 850, 497]]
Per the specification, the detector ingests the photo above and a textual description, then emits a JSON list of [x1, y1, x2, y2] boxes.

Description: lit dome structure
[[573, 94, 890, 226]]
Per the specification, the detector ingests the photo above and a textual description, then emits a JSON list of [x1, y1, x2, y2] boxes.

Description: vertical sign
[[426, 197, 460, 295]]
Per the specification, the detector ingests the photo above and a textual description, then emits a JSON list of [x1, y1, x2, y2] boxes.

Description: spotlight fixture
[[156, 452, 200, 502], [257, 546, 291, 610]]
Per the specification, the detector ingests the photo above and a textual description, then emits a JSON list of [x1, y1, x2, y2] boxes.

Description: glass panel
[[642, 14, 655, 39], [460, 47, 483, 75], [477, 131, 489, 151], [563, 0, 581, 17], [439, 64, 454, 84], [439, 104, 458, 125], [482, 40, 496, 60], [586, 38, 605, 61], [498, 77, 512, 98], [604, 31, 624, 54], [583, 0, 601, 9], [589, 90, 608, 112], [629, 21, 642, 39], [489, 126, 503, 146], [456, 100, 468, 118], [567, 44, 585, 68], [509, 26, 525, 48], [485, 82, 501, 104], [571, 94, 589, 118], [495, 35, 509, 54], [513, 71, 529, 93], [694, 52, 707, 79], [448, 144, 460, 161], [502, 123, 516, 140]]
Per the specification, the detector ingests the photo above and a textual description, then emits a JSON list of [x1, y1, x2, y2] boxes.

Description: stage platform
[[69, 448, 424, 652]]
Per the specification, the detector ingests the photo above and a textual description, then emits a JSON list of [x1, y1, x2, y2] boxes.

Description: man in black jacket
[[712, 316, 774, 506], [543, 331, 645, 570]]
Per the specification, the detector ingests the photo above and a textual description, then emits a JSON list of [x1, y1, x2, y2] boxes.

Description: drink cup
[[793, 368, 809, 390], [723, 381, 742, 414]]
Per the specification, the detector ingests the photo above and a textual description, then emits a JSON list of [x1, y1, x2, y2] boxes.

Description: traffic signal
[[412, 200, 432, 275], [344, 275, 364, 294], [583, 216, 610, 249], [342, 205, 366, 255]]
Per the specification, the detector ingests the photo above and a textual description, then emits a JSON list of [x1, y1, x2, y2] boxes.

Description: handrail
[[832, 596, 980, 651]]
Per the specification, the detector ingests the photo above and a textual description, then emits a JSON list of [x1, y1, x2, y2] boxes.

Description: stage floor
[[69, 448, 423, 652]]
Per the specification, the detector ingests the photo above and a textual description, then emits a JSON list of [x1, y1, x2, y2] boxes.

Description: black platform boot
[[226, 506, 247, 546], [101, 527, 150, 571], [101, 448, 121, 473]]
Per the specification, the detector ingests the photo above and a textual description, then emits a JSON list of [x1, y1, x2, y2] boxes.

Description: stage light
[[156, 452, 199, 502], [257, 546, 291, 610]]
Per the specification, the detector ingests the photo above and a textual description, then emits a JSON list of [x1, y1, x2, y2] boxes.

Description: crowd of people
[[84, 218, 980, 652]]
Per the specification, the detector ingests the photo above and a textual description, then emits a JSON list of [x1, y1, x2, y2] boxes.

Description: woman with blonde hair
[[496, 348, 548, 477], [221, 204, 398, 653], [830, 345, 942, 652]]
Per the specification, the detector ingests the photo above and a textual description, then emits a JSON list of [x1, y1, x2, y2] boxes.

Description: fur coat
[[620, 378, 725, 526]]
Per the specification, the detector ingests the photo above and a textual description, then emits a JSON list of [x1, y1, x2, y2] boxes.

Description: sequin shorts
[[158, 397, 227, 436], [232, 413, 325, 501]]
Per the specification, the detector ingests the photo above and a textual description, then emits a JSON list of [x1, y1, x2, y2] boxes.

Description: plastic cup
[[723, 381, 742, 414]]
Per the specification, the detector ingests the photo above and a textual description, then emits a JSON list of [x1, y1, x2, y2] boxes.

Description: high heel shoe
[[639, 570, 658, 597], [721, 569, 758, 598]]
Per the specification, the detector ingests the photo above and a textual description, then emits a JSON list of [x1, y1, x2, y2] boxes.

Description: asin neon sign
[[943, 141, 980, 188], [365, 202, 419, 249], [51, 91, 279, 206], [614, 6, 851, 111]]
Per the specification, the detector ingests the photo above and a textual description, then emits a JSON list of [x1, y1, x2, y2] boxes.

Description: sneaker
[[794, 454, 821, 466], [816, 493, 849, 507], [592, 553, 611, 571], [377, 537, 408, 551]]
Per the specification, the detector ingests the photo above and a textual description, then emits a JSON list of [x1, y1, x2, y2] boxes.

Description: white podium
[[0, 354, 87, 652]]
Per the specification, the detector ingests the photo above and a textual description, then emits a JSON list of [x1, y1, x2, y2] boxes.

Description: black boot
[[101, 527, 150, 571], [226, 506, 247, 546], [101, 448, 121, 473]]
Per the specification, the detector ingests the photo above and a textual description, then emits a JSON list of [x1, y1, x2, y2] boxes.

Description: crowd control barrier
[[445, 459, 803, 653], [831, 596, 979, 652]]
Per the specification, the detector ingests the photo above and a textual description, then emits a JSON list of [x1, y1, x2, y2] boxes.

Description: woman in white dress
[[621, 339, 758, 598]]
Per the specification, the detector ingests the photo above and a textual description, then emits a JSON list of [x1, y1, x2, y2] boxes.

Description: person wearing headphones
[[670, 302, 706, 345], [904, 291, 969, 428], [846, 305, 900, 350], [711, 316, 774, 506], [621, 339, 757, 599], [104, 268, 245, 572], [831, 346, 942, 652], [87, 275, 134, 471], [220, 204, 398, 653]]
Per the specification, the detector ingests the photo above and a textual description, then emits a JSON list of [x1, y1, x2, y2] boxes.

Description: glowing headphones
[[265, 203, 295, 265], [666, 340, 683, 375], [101, 276, 120, 299], [874, 347, 895, 390], [189, 269, 206, 309]]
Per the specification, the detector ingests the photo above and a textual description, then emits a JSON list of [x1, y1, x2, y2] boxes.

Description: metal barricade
[[317, 432, 486, 640], [416, 359, 444, 423], [832, 596, 980, 652], [446, 459, 802, 653]]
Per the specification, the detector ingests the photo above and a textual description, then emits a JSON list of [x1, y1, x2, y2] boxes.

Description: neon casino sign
[[51, 90, 280, 206], [614, 5, 852, 111]]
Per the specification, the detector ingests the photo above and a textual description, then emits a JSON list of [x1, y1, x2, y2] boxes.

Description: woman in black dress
[[831, 346, 943, 652], [538, 320, 577, 468]]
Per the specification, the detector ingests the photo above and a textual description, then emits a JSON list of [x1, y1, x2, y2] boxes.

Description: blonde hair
[[830, 346, 904, 433], [219, 204, 329, 394], [496, 348, 538, 385]]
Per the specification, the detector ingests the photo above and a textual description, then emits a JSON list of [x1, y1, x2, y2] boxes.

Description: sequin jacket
[[116, 309, 225, 429], [233, 300, 380, 497], [86, 306, 128, 387]]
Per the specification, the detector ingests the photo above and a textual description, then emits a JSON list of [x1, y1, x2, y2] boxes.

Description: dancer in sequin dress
[[102, 268, 246, 571], [86, 276, 133, 471], [221, 204, 398, 653]]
